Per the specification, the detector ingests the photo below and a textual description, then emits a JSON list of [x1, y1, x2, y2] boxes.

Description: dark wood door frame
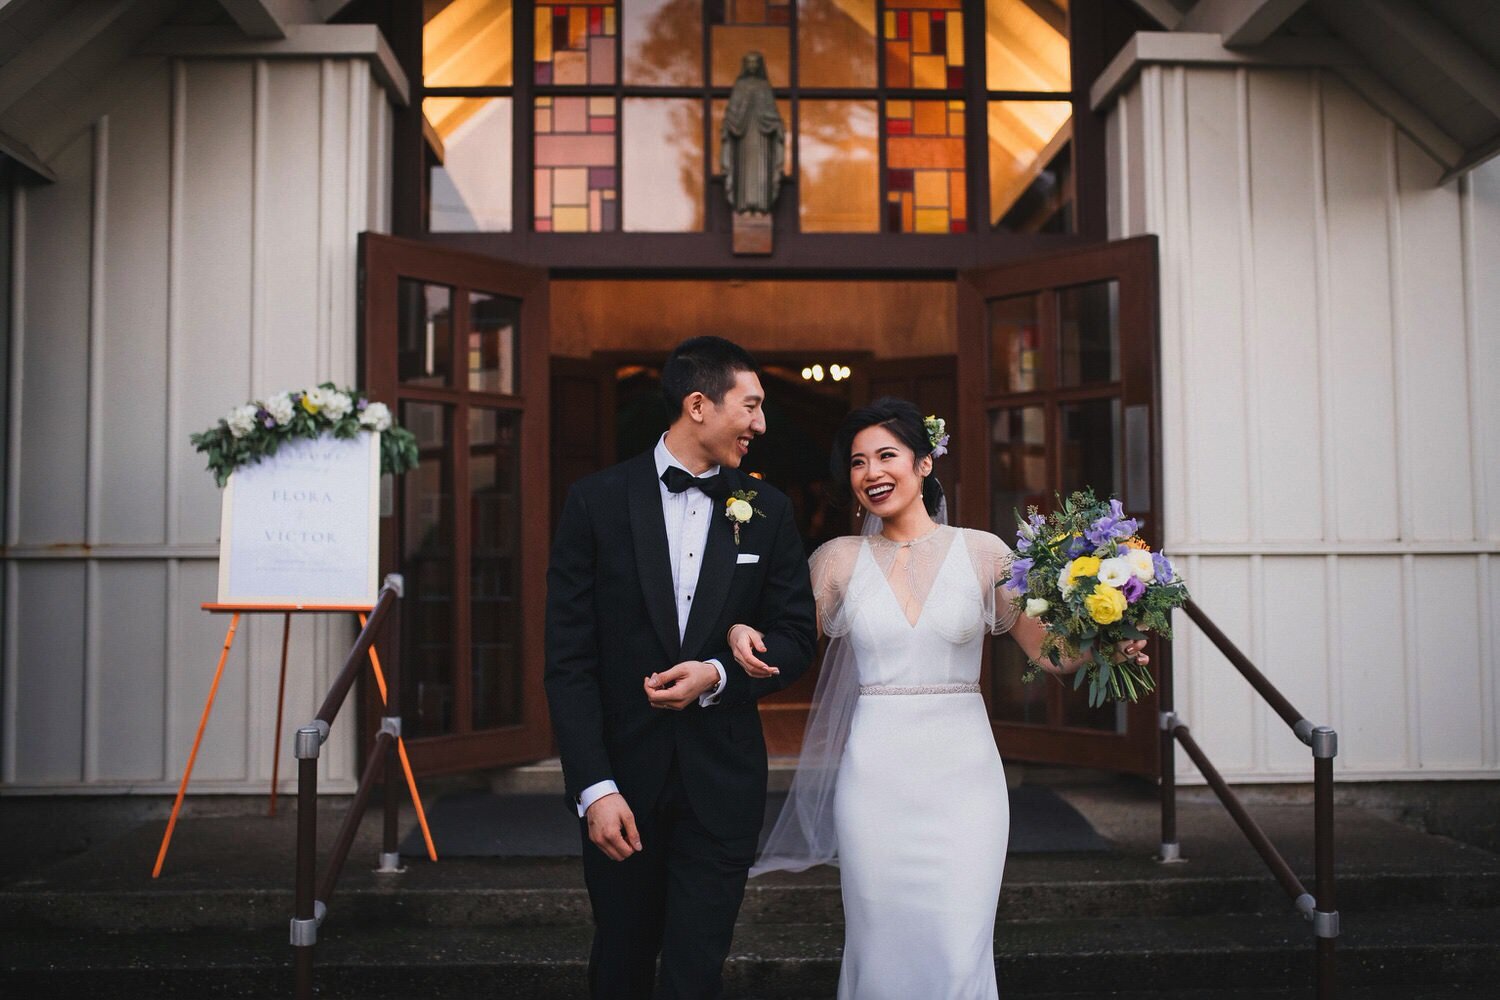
[[957, 234, 1163, 777], [360, 232, 553, 775]]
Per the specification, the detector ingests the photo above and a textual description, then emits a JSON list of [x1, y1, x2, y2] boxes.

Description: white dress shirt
[[578, 436, 730, 816]]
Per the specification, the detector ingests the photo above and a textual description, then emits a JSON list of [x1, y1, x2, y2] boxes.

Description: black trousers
[[580, 762, 758, 1000]]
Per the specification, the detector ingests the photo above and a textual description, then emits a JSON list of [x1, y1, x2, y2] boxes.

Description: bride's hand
[[1112, 639, 1149, 666], [728, 624, 779, 678]]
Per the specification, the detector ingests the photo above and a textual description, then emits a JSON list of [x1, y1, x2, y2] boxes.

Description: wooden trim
[[1090, 32, 1361, 112], [136, 24, 411, 105], [423, 230, 1089, 273]]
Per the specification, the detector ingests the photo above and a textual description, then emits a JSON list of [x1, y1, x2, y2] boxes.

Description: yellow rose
[[300, 395, 320, 415], [1085, 585, 1127, 625], [1069, 556, 1101, 583], [727, 498, 754, 523]]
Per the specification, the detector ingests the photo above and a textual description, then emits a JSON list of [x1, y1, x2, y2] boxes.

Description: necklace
[[876, 523, 942, 548]]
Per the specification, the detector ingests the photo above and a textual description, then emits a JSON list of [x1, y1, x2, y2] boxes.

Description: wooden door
[[550, 357, 616, 533], [360, 233, 551, 775], [865, 356, 959, 520], [957, 236, 1162, 777]]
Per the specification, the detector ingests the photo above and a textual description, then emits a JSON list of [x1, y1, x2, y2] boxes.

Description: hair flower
[[923, 414, 950, 459]]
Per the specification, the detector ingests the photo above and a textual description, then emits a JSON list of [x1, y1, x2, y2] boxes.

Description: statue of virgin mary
[[721, 51, 785, 215]]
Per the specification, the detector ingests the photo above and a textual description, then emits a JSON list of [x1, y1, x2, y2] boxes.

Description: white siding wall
[[3, 55, 394, 792], [1106, 66, 1500, 782]]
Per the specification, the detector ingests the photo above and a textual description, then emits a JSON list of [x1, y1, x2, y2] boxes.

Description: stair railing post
[[1157, 623, 1181, 863], [1312, 726, 1339, 1000], [291, 724, 324, 1000], [380, 574, 405, 873]]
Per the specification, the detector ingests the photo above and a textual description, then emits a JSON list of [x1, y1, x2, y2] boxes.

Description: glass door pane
[[400, 401, 456, 737], [469, 407, 523, 729]]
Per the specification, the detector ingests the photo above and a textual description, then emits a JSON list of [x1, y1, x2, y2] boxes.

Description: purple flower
[[1120, 576, 1146, 603], [1007, 557, 1033, 594], [1067, 535, 1091, 558], [1015, 512, 1046, 553], [1086, 498, 1141, 548], [357, 396, 368, 411], [1152, 551, 1175, 583]]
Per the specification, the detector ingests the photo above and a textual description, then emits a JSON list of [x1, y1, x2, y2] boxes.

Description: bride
[[728, 398, 1148, 999]]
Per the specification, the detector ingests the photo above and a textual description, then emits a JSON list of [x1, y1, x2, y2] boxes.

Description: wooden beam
[[0, 125, 57, 182], [1127, 0, 1186, 30], [136, 23, 410, 106], [0, 0, 142, 116], [216, 0, 286, 39], [1338, 0, 1500, 120], [1181, 0, 1309, 47]]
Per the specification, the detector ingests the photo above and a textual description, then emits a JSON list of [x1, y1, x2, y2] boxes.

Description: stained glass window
[[798, 0, 877, 88], [623, 0, 703, 86], [986, 0, 1070, 92], [885, 99, 966, 233], [423, 0, 514, 87], [711, 0, 792, 86], [988, 100, 1071, 230], [427, 97, 514, 232], [883, 0, 964, 90], [623, 98, 705, 232], [800, 100, 881, 233], [534, 96, 618, 232], [534, 1, 617, 85]]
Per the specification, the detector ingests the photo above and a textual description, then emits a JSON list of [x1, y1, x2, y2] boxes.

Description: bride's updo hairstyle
[[830, 396, 945, 517]]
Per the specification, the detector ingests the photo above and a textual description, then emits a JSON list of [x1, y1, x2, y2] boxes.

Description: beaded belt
[[858, 683, 980, 696]]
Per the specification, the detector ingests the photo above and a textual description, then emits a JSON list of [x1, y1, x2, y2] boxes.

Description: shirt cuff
[[577, 779, 619, 817], [698, 658, 728, 707]]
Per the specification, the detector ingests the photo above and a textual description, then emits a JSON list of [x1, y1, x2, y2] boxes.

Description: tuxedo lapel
[[627, 453, 680, 662], [680, 471, 739, 660]]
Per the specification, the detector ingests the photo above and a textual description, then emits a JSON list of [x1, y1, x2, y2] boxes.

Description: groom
[[545, 336, 817, 999]]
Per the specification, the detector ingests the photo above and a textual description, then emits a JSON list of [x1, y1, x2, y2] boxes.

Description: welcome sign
[[217, 432, 380, 606]]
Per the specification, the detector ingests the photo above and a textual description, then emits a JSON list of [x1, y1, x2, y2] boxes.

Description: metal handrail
[[1160, 598, 1339, 1000], [290, 574, 405, 1000]]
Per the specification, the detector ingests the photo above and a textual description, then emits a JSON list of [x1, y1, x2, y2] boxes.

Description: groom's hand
[[643, 661, 720, 710], [585, 793, 642, 861]]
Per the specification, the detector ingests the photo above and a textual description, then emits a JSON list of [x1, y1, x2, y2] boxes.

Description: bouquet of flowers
[[1007, 490, 1188, 706], [190, 383, 419, 487]]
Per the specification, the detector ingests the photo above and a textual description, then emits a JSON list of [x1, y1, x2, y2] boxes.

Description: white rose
[[303, 386, 331, 411], [1025, 598, 1049, 618], [264, 392, 294, 426], [1097, 557, 1131, 588], [728, 498, 754, 522], [226, 404, 258, 439], [1125, 547, 1155, 582], [323, 390, 353, 421], [360, 401, 392, 431]]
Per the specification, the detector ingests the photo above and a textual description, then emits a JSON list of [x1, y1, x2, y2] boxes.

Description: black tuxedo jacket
[[544, 451, 817, 840]]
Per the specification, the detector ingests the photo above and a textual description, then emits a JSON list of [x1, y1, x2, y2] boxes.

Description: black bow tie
[[661, 466, 728, 499]]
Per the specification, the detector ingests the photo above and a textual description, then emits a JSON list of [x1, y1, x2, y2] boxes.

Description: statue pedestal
[[732, 212, 772, 255]]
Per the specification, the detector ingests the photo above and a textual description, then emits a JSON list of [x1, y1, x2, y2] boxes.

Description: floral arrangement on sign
[[1007, 490, 1189, 706], [190, 383, 419, 487]]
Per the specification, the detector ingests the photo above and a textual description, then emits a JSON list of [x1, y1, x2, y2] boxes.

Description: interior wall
[[1106, 64, 1500, 783], [549, 279, 957, 359]]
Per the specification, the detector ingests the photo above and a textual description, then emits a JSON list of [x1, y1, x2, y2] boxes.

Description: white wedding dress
[[755, 525, 1020, 999]]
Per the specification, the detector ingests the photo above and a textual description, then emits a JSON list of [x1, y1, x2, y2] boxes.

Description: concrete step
[[7, 854, 1499, 934], [5, 908, 1499, 998]]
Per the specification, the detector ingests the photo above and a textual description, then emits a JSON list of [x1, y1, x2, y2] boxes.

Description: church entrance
[[363, 237, 1161, 778]]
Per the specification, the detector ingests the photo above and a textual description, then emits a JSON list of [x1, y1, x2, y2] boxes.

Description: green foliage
[[190, 383, 420, 487]]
